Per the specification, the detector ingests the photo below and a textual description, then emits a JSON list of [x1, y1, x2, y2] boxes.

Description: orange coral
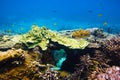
[[72, 30, 90, 38]]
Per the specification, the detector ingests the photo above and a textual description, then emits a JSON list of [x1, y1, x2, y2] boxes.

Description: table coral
[[20, 25, 89, 50]]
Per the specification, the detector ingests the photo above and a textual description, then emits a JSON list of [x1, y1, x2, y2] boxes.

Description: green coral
[[20, 25, 50, 50], [20, 25, 89, 50]]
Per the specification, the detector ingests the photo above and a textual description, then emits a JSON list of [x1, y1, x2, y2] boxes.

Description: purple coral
[[101, 35, 120, 66], [101, 35, 120, 52], [97, 66, 120, 80]]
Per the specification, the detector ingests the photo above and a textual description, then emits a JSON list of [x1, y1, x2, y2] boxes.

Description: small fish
[[52, 10, 57, 13], [20, 27, 24, 31], [7, 29, 12, 33], [98, 14, 103, 17], [88, 10, 93, 13], [10, 24, 14, 27], [99, 2, 103, 6], [53, 22, 57, 26], [103, 22, 108, 26]]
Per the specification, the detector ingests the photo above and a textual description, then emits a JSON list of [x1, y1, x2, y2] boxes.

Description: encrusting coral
[[72, 29, 90, 38], [20, 25, 89, 50], [0, 35, 22, 50], [0, 48, 24, 62], [0, 48, 47, 80]]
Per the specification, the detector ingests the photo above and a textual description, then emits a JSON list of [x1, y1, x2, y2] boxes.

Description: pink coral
[[97, 66, 120, 80]]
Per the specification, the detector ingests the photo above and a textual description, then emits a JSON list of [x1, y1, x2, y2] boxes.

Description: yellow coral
[[59, 71, 70, 78], [20, 25, 89, 50], [72, 29, 90, 38], [0, 48, 24, 61], [0, 48, 46, 80]]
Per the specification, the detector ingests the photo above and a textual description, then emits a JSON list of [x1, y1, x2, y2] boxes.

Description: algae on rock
[[20, 25, 89, 50]]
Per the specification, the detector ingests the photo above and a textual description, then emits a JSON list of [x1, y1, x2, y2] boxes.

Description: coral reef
[[0, 48, 47, 80], [100, 35, 120, 66], [0, 40, 15, 50], [40, 69, 60, 80], [88, 28, 107, 38], [0, 48, 24, 63], [101, 35, 120, 53], [40, 68, 70, 80], [20, 25, 50, 50], [72, 29, 90, 38], [86, 28, 114, 43], [0, 35, 22, 50], [20, 25, 89, 50], [0, 25, 119, 80], [66, 54, 103, 80], [65, 35, 120, 80], [89, 66, 120, 80]]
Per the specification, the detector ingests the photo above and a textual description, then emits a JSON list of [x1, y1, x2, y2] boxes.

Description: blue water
[[0, 0, 120, 34]]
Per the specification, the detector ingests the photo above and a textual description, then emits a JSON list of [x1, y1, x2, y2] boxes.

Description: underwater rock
[[20, 25, 89, 50]]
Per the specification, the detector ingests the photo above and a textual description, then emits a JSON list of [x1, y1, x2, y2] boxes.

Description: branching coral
[[40, 69, 60, 80], [65, 54, 101, 80], [101, 35, 120, 52], [101, 35, 120, 66], [89, 66, 120, 80], [72, 29, 90, 38]]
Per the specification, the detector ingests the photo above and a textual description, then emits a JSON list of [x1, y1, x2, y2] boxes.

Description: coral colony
[[0, 24, 119, 80]]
